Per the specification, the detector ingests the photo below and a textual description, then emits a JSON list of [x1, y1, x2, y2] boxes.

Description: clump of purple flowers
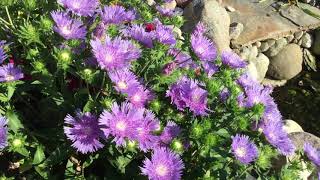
[[221, 51, 247, 69], [141, 147, 184, 180], [154, 19, 176, 46], [160, 121, 181, 144], [64, 111, 104, 154], [231, 134, 258, 165], [304, 143, 320, 167], [90, 36, 141, 71], [167, 76, 208, 116], [0, 63, 24, 82], [51, 11, 87, 40], [108, 69, 140, 95], [100, 5, 136, 25], [122, 24, 155, 48], [58, 0, 99, 17], [0, 116, 8, 150]]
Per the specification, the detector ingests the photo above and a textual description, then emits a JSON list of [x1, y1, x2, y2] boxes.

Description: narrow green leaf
[[33, 146, 46, 165], [7, 85, 15, 100], [6, 110, 24, 132], [43, 143, 72, 167]]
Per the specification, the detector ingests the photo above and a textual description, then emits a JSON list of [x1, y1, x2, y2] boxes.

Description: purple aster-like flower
[[93, 23, 106, 40], [220, 88, 230, 102], [122, 24, 155, 48], [141, 147, 184, 180], [58, 0, 99, 16], [261, 121, 295, 156], [160, 121, 181, 144], [191, 24, 217, 61], [51, 11, 87, 40], [168, 48, 194, 69], [237, 73, 260, 90], [0, 41, 8, 64], [244, 85, 271, 108], [91, 36, 141, 70], [154, 19, 176, 46], [156, 5, 174, 16], [99, 102, 143, 146], [134, 110, 160, 152], [162, 62, 177, 75], [100, 5, 136, 25], [304, 143, 320, 167], [0, 116, 8, 150], [193, 22, 206, 35], [221, 51, 247, 69], [108, 69, 140, 95], [201, 61, 219, 77], [0, 63, 24, 82], [128, 86, 153, 108], [64, 111, 104, 154], [231, 134, 258, 165]]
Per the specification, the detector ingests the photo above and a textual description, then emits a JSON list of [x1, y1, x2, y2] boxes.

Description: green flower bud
[[23, 0, 37, 11], [26, 48, 39, 59], [101, 98, 114, 110], [32, 61, 46, 72], [40, 17, 53, 32], [150, 100, 161, 113], [127, 140, 137, 151], [202, 119, 212, 131], [56, 49, 72, 70], [171, 139, 184, 154], [82, 68, 94, 82], [191, 124, 203, 139], [205, 133, 219, 147], [0, 0, 16, 6], [237, 116, 249, 131], [107, 24, 119, 37], [256, 146, 277, 170]]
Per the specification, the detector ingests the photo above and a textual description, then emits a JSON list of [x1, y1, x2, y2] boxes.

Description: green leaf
[[6, 110, 24, 132], [33, 146, 46, 165], [0, 94, 8, 102], [7, 85, 15, 100], [64, 160, 84, 180], [16, 147, 30, 157], [215, 129, 230, 138], [42, 143, 72, 167]]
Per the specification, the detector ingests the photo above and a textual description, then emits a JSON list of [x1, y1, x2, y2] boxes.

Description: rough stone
[[301, 33, 312, 48], [174, 7, 184, 16], [254, 41, 261, 48], [183, 0, 231, 53], [267, 39, 276, 47], [251, 53, 269, 82], [239, 47, 250, 60], [289, 132, 320, 150], [164, 0, 177, 10], [283, 120, 304, 134], [261, 78, 287, 87], [265, 38, 287, 57], [147, 0, 156, 6], [246, 62, 259, 81], [176, 0, 192, 8], [225, 6, 235, 12], [286, 35, 294, 43], [259, 42, 270, 52], [267, 44, 303, 80], [294, 31, 304, 40], [312, 29, 320, 55], [247, 46, 258, 61], [229, 22, 244, 40]]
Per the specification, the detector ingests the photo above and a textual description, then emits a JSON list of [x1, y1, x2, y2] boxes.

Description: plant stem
[[5, 6, 15, 29]]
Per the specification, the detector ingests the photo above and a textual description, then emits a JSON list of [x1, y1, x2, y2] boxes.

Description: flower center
[[104, 54, 113, 63], [235, 147, 246, 158], [61, 26, 71, 35], [132, 94, 141, 102], [197, 47, 205, 54], [116, 121, 126, 131], [192, 94, 200, 102], [117, 81, 127, 90], [72, 2, 80, 9], [5, 75, 15, 81], [155, 164, 168, 177]]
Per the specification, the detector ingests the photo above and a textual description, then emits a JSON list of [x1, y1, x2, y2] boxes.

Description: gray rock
[[174, 7, 184, 16], [164, 0, 177, 10], [229, 22, 244, 40], [267, 44, 303, 80], [289, 132, 320, 150], [267, 39, 276, 47], [265, 38, 288, 57], [312, 29, 320, 55], [294, 31, 304, 40], [286, 35, 294, 43], [225, 6, 235, 12], [254, 41, 261, 48], [301, 33, 312, 48], [301, 0, 311, 3], [261, 78, 287, 87], [298, 39, 302, 46], [239, 47, 250, 60], [259, 42, 270, 52], [183, 0, 231, 53], [283, 120, 304, 134], [246, 62, 259, 81], [251, 53, 269, 82], [247, 46, 258, 61]]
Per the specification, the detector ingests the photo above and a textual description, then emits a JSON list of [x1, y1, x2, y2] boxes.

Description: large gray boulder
[[267, 44, 303, 80], [183, 0, 231, 53], [312, 29, 320, 55]]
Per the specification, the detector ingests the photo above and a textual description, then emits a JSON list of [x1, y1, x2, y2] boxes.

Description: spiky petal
[[100, 5, 136, 25], [231, 134, 258, 165], [0, 63, 24, 82], [58, 0, 99, 17]]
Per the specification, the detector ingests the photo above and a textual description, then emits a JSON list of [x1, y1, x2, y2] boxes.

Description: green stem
[[5, 6, 15, 29]]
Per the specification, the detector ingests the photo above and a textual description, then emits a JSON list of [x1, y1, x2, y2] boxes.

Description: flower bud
[[40, 17, 53, 32], [150, 99, 161, 113], [171, 139, 184, 154]]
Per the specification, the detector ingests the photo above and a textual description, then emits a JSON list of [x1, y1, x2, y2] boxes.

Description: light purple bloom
[[91, 36, 141, 70], [58, 0, 99, 16], [237, 73, 260, 90], [64, 111, 104, 154], [168, 49, 194, 69], [100, 5, 136, 25], [99, 102, 143, 146], [0, 116, 8, 150], [154, 19, 176, 46], [191, 23, 217, 61], [221, 51, 247, 69], [156, 5, 174, 16], [219, 88, 230, 102], [304, 143, 320, 167], [108, 69, 140, 95], [160, 121, 181, 144], [0, 41, 8, 64], [244, 85, 271, 108], [201, 61, 219, 77], [122, 24, 155, 48], [134, 110, 160, 152], [162, 62, 177, 75], [141, 147, 184, 180], [193, 22, 206, 35], [93, 23, 106, 39], [51, 11, 87, 40], [231, 134, 258, 165], [128, 86, 153, 108], [0, 63, 24, 82]]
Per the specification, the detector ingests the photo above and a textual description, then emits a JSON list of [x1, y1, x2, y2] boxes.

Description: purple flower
[[0, 41, 8, 64], [0, 63, 24, 82], [221, 51, 247, 69], [141, 147, 184, 180], [191, 23, 217, 61], [0, 116, 8, 150], [304, 143, 320, 167], [261, 121, 295, 155], [128, 86, 153, 108], [162, 62, 177, 75], [51, 11, 87, 40], [201, 61, 219, 77], [108, 69, 140, 95], [99, 102, 143, 146], [168, 49, 194, 69], [156, 5, 174, 16], [90, 36, 141, 70], [193, 22, 206, 35], [93, 23, 106, 39], [160, 121, 181, 144], [167, 76, 209, 115], [237, 73, 260, 90], [58, 0, 99, 16], [122, 24, 155, 48], [64, 111, 104, 154], [219, 88, 230, 102], [237, 92, 246, 107], [154, 19, 176, 46], [134, 110, 160, 151], [100, 5, 136, 25], [244, 85, 271, 108], [231, 134, 258, 165]]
